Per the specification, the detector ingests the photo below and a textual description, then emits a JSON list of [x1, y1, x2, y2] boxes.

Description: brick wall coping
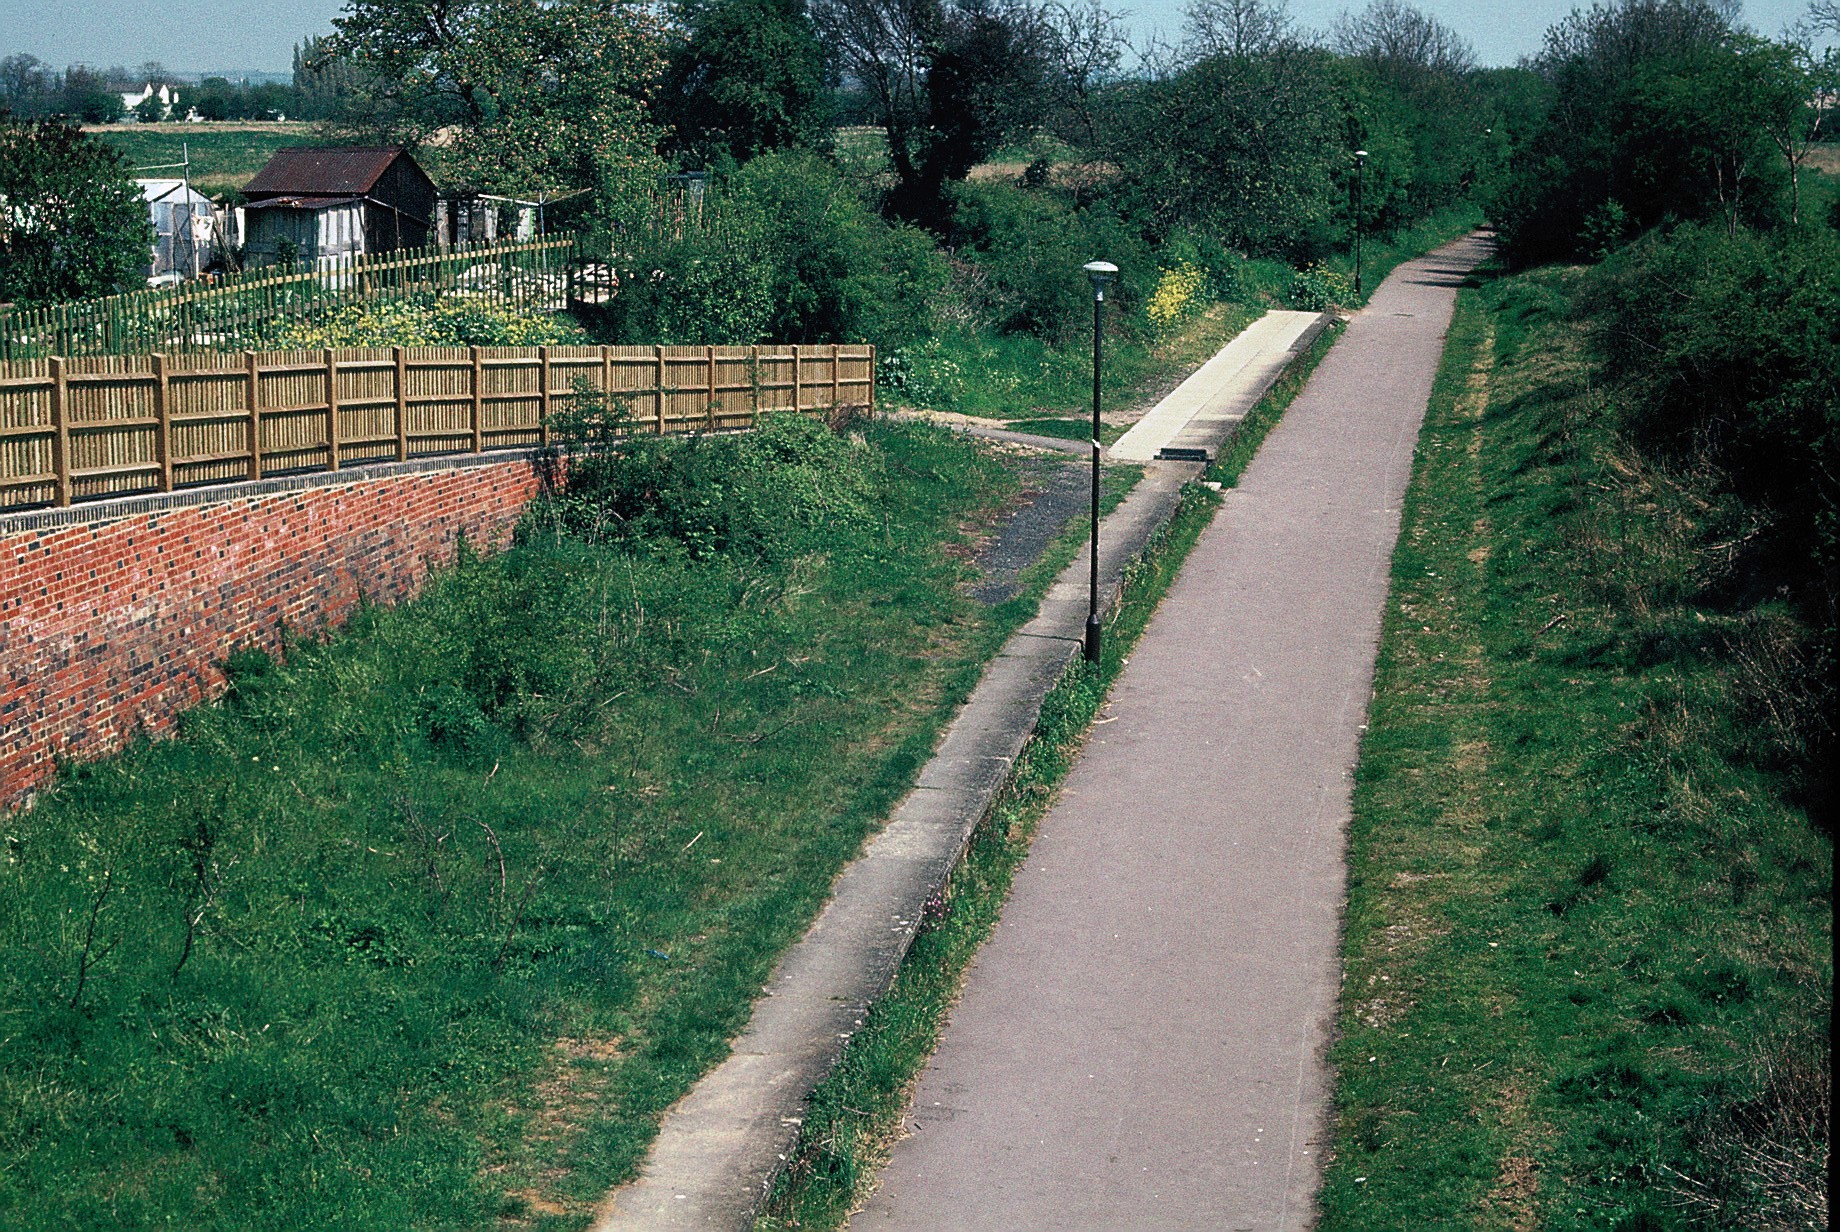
[[1, 448, 554, 536]]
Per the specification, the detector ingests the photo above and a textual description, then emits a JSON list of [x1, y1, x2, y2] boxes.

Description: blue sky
[[0, 0, 1827, 75]]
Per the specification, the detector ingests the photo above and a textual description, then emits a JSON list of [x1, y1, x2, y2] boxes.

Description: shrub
[[590, 153, 946, 349], [589, 219, 778, 345], [878, 336, 966, 408], [266, 296, 589, 348], [1143, 263, 1209, 339], [1586, 224, 1838, 596], [1288, 263, 1354, 311], [946, 181, 1152, 342], [536, 411, 881, 561], [730, 150, 947, 349]]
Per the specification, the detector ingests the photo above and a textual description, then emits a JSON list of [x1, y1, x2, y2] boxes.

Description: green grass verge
[[1003, 416, 1126, 446], [881, 301, 1262, 423], [1319, 274, 1830, 1230], [88, 124, 320, 197], [753, 479, 1223, 1232], [0, 418, 1060, 1231]]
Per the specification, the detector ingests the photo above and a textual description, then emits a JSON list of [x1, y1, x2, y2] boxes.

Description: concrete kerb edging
[[593, 329, 1334, 1231]]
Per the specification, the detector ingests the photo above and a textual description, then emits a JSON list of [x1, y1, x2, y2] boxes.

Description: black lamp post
[[1081, 259, 1117, 665], [1353, 149, 1368, 298]]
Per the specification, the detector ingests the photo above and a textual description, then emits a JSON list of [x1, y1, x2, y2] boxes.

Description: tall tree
[[0, 118, 152, 305], [1488, 0, 1802, 260], [1331, 0, 1483, 223], [659, 0, 833, 165], [1183, 0, 1295, 59], [318, 0, 668, 214], [1331, 0, 1473, 85], [1042, 0, 1126, 146], [813, 0, 1057, 229], [0, 56, 53, 118], [1102, 5, 1342, 255]]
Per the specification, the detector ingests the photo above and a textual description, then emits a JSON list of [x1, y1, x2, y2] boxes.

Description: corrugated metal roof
[[243, 148, 409, 198]]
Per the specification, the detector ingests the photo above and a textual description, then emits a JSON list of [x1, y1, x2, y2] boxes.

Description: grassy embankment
[[0, 415, 1094, 1230], [87, 123, 319, 198], [755, 316, 1346, 1231], [1321, 272, 1830, 1229]]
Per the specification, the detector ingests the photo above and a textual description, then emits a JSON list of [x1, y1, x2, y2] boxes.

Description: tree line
[[0, 41, 361, 125]]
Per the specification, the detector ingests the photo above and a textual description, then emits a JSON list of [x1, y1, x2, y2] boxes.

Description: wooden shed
[[241, 147, 436, 266]]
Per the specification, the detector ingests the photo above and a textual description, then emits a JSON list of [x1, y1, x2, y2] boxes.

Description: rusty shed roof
[[243, 148, 422, 199]]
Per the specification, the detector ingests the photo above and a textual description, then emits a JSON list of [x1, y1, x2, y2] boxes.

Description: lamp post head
[[1083, 259, 1118, 302], [1354, 149, 1368, 164]]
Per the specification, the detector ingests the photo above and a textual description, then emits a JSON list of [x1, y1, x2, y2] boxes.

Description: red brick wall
[[1, 455, 547, 808]]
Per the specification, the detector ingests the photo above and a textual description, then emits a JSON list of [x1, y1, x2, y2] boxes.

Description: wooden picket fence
[[0, 237, 579, 362], [0, 342, 875, 511]]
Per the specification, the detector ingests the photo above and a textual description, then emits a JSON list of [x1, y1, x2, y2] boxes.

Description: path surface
[[854, 234, 1490, 1231], [594, 307, 1335, 1231]]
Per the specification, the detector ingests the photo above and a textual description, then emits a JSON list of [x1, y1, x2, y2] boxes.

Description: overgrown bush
[[1288, 263, 1354, 311], [878, 336, 968, 408], [731, 150, 947, 348], [1585, 224, 1838, 606], [532, 410, 882, 561], [946, 180, 1151, 342], [588, 153, 947, 349], [586, 217, 779, 345], [265, 295, 589, 348], [1583, 221, 1838, 813]]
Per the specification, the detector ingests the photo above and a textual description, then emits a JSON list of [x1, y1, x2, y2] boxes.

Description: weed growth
[[0, 416, 1028, 1229], [1321, 274, 1830, 1230]]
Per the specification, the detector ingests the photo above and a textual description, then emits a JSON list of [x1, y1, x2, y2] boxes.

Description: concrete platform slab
[[1109, 310, 1326, 463]]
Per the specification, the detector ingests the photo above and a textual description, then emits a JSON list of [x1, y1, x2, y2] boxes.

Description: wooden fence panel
[[0, 342, 874, 512]]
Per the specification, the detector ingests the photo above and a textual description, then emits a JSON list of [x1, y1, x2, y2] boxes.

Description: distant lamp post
[[1081, 259, 1118, 665], [1353, 150, 1368, 298]]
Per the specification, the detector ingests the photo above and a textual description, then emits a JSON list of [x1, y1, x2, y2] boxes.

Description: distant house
[[137, 179, 217, 281], [120, 83, 178, 121], [240, 147, 436, 267]]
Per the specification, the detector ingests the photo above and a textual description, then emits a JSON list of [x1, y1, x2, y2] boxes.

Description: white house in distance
[[120, 83, 180, 121], [136, 179, 217, 283]]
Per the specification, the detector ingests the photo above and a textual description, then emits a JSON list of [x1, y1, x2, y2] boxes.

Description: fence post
[[831, 342, 841, 409], [538, 345, 551, 446], [151, 352, 173, 492], [653, 345, 666, 436], [394, 346, 409, 461], [792, 344, 802, 415], [49, 357, 71, 507], [868, 346, 876, 415], [749, 344, 760, 425], [470, 345, 485, 453], [324, 348, 341, 472], [245, 351, 263, 480], [706, 345, 717, 431]]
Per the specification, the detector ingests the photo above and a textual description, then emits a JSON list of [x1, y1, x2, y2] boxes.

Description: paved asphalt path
[[853, 234, 1491, 1232]]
